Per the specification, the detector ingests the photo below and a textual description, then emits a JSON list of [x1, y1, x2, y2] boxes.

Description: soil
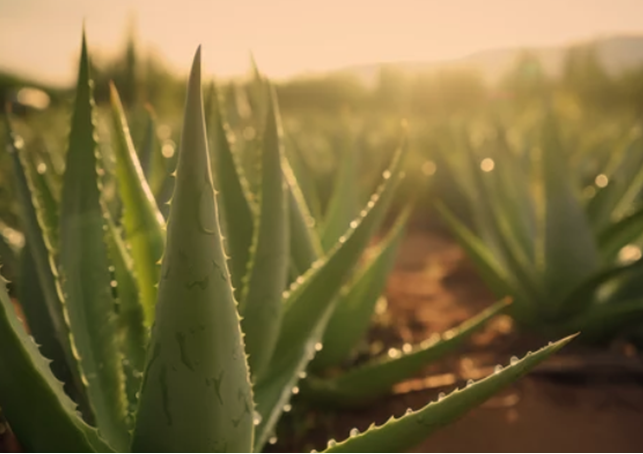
[[269, 229, 643, 453]]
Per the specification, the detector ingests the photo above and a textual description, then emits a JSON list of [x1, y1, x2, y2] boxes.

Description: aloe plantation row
[[0, 33, 574, 452]]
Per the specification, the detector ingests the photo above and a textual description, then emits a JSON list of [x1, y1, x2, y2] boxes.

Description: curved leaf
[[312, 205, 411, 371], [240, 85, 290, 379], [109, 82, 166, 326], [283, 153, 323, 278], [306, 298, 510, 406], [253, 133, 409, 451], [322, 335, 574, 453], [0, 274, 113, 453], [103, 207, 147, 412], [3, 113, 89, 418]]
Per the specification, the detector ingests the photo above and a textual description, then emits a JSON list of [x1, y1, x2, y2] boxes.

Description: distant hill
[[331, 35, 643, 86]]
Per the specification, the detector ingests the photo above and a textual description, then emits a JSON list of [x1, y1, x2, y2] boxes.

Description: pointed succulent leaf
[[139, 105, 168, 202], [3, 113, 89, 415], [240, 84, 290, 379], [435, 201, 512, 298], [597, 205, 643, 261], [321, 128, 359, 251], [0, 274, 113, 453], [540, 112, 599, 302], [306, 299, 511, 406], [18, 244, 84, 409], [283, 152, 323, 278], [0, 221, 20, 283], [207, 79, 256, 299], [461, 133, 543, 309], [103, 207, 147, 411], [313, 205, 411, 371], [131, 48, 254, 453], [23, 149, 59, 249], [253, 134, 409, 450], [586, 129, 643, 231], [58, 34, 129, 450], [322, 335, 574, 453], [110, 82, 166, 326], [285, 136, 324, 226]]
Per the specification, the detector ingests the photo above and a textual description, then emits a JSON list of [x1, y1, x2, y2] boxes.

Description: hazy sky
[[2, 0, 643, 86]]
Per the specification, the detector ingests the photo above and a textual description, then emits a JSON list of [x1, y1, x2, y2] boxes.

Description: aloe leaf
[[23, 150, 59, 249], [586, 129, 643, 231], [131, 47, 254, 453], [435, 201, 512, 298], [461, 133, 543, 308], [138, 105, 155, 178], [139, 105, 168, 202], [17, 243, 83, 400], [286, 136, 324, 225], [207, 80, 256, 299], [103, 207, 147, 412], [0, 220, 22, 284], [253, 134, 409, 450], [540, 112, 599, 301], [307, 298, 510, 406], [312, 205, 411, 371], [283, 152, 323, 278], [58, 33, 129, 450], [0, 274, 113, 453], [3, 113, 89, 416], [240, 85, 290, 379], [597, 205, 643, 261], [322, 335, 574, 453], [321, 129, 359, 251], [109, 82, 166, 326]]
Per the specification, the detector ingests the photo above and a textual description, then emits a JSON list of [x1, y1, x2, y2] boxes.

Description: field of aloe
[[1, 31, 643, 453]]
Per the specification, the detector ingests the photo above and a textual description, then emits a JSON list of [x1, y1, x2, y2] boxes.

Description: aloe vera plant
[[0, 33, 572, 453], [212, 67, 526, 409], [436, 112, 643, 342]]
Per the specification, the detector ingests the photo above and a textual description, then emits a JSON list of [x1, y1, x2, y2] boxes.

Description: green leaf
[[435, 201, 512, 298], [102, 207, 147, 412], [597, 205, 643, 261], [540, 112, 599, 302], [586, 129, 643, 231], [23, 149, 59, 249], [306, 299, 510, 406], [0, 220, 22, 285], [285, 136, 324, 226], [322, 335, 574, 453], [283, 152, 323, 278], [0, 274, 113, 453], [240, 85, 290, 379], [207, 80, 256, 299], [312, 205, 411, 371], [321, 128, 359, 251], [58, 33, 129, 451], [109, 82, 166, 326], [131, 47, 254, 453], [3, 113, 90, 418], [253, 133, 409, 451], [139, 105, 168, 203], [17, 244, 84, 409]]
